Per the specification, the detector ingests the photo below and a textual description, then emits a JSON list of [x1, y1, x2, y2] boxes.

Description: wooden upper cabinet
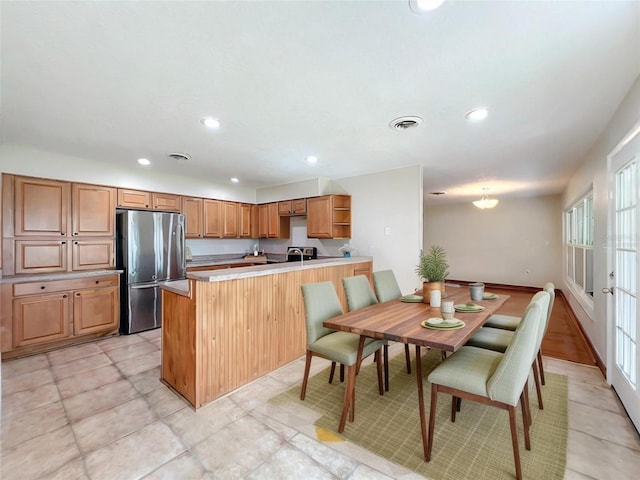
[[204, 199, 223, 238], [307, 195, 351, 239], [258, 204, 268, 238], [15, 239, 69, 274], [117, 188, 151, 209], [72, 184, 116, 237], [292, 198, 307, 214], [71, 239, 114, 270], [223, 202, 238, 238], [14, 177, 70, 237], [152, 192, 181, 212], [182, 197, 203, 238], [250, 204, 259, 239], [238, 203, 252, 238], [278, 201, 292, 215], [267, 202, 290, 239]]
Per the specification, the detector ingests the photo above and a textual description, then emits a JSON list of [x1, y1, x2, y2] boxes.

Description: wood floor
[[489, 286, 598, 367]]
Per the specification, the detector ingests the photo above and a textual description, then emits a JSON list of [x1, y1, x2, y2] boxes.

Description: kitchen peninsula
[[160, 256, 372, 408]]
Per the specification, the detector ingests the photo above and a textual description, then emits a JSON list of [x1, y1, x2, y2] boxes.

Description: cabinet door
[[258, 204, 268, 238], [13, 293, 70, 347], [152, 193, 182, 212], [222, 202, 238, 238], [15, 240, 68, 274], [267, 203, 280, 238], [182, 197, 203, 238], [292, 198, 307, 214], [278, 201, 292, 215], [73, 286, 119, 335], [204, 199, 222, 238], [250, 204, 259, 239], [72, 238, 114, 270], [117, 188, 151, 209], [239, 203, 252, 238], [72, 184, 116, 237], [14, 177, 70, 237], [307, 196, 332, 238]]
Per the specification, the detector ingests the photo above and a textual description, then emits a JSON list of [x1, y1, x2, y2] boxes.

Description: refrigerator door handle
[[130, 284, 158, 290]]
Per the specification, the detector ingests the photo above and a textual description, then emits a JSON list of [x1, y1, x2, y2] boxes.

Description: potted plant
[[416, 245, 449, 302]]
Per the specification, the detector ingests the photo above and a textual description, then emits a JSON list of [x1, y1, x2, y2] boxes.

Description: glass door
[[609, 122, 640, 431]]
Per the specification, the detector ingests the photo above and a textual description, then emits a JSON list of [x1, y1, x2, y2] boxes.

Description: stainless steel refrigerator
[[116, 210, 186, 334]]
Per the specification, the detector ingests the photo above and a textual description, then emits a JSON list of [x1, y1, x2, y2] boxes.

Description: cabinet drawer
[[13, 275, 119, 296]]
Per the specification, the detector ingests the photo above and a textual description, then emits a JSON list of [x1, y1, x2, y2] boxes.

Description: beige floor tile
[[62, 378, 140, 422], [47, 343, 104, 365], [229, 375, 290, 412], [268, 358, 308, 386], [250, 408, 298, 440], [50, 352, 113, 380], [0, 425, 80, 480], [84, 421, 186, 480], [144, 385, 190, 418], [1, 367, 54, 396], [139, 328, 162, 341], [164, 397, 247, 448], [569, 401, 640, 451], [563, 468, 598, 479], [72, 397, 158, 453], [116, 350, 161, 376], [1, 401, 68, 450], [56, 364, 123, 399], [143, 452, 214, 480], [347, 464, 393, 480], [193, 415, 286, 479], [40, 459, 89, 480], [150, 337, 162, 349], [568, 380, 626, 416], [1, 353, 49, 379], [96, 333, 146, 351], [246, 444, 337, 479], [104, 340, 158, 363], [289, 432, 359, 479], [128, 366, 163, 395], [567, 429, 640, 479], [1, 382, 60, 419]]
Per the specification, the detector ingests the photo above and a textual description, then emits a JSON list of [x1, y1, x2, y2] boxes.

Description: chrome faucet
[[289, 248, 304, 267]]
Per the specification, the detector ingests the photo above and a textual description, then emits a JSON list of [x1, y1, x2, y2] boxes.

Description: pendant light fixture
[[473, 188, 499, 209]]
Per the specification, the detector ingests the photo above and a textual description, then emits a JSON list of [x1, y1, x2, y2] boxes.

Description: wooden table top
[[324, 287, 509, 352]]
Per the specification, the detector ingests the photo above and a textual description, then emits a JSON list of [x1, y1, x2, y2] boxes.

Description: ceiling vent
[[389, 116, 423, 131], [167, 152, 191, 161]]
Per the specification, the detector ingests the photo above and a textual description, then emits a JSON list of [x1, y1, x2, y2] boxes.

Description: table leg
[[356, 336, 366, 374], [339, 364, 356, 433], [415, 345, 428, 460]]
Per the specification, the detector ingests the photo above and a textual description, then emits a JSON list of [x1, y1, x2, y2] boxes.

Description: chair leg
[[404, 343, 412, 374], [532, 361, 544, 410], [340, 364, 345, 383], [451, 396, 457, 422], [537, 349, 546, 385], [384, 344, 390, 392], [339, 364, 357, 433], [300, 351, 313, 400], [520, 391, 531, 450], [329, 362, 336, 384], [376, 347, 384, 395], [508, 405, 523, 480], [523, 379, 532, 427], [427, 382, 438, 462]]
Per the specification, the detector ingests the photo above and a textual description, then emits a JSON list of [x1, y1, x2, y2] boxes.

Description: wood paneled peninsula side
[[160, 256, 372, 408]]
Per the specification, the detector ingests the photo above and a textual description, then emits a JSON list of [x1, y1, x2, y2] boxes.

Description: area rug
[[270, 350, 568, 479]]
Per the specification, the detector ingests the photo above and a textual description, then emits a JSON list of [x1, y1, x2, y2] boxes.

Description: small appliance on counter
[[286, 246, 318, 262]]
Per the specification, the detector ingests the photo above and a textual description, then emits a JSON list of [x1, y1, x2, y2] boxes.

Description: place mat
[[401, 294, 423, 303], [482, 292, 498, 300], [421, 319, 465, 330], [271, 350, 568, 480], [454, 303, 485, 313]]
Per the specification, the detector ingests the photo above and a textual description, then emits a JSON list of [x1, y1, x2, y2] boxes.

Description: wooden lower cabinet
[[161, 260, 372, 408], [1, 274, 120, 358]]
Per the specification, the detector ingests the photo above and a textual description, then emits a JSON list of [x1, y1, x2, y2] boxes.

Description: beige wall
[[562, 73, 640, 363], [424, 195, 562, 288]]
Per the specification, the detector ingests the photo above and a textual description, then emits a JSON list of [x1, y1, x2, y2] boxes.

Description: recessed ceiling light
[[200, 117, 221, 129], [137, 158, 150, 166], [230, 177, 239, 183], [465, 108, 488, 121], [409, 0, 446, 14], [306, 155, 318, 164]]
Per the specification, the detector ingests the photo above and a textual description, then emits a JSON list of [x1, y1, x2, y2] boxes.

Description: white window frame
[[565, 190, 595, 316]]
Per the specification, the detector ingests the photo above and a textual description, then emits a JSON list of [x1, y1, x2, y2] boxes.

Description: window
[[565, 192, 594, 302]]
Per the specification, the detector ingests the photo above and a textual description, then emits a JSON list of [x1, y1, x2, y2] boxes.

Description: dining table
[[323, 285, 510, 459]]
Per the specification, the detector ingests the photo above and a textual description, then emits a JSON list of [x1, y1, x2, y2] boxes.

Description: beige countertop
[[186, 256, 372, 283], [0, 269, 123, 284], [159, 279, 191, 296]]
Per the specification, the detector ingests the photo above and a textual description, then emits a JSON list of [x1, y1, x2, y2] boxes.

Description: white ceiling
[[2, 1, 639, 203]]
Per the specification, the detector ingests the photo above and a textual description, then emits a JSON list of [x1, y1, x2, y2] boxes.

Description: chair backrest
[[301, 281, 344, 346], [542, 282, 555, 336], [372, 270, 402, 302], [486, 296, 545, 406], [342, 275, 379, 312]]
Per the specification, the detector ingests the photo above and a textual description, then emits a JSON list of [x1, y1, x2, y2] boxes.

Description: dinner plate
[[401, 294, 423, 303], [425, 317, 444, 325], [482, 292, 498, 300], [454, 303, 485, 313], [421, 319, 466, 330]]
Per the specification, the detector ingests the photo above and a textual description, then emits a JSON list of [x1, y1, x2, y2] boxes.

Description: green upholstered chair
[[300, 281, 385, 432], [426, 297, 546, 480], [464, 290, 551, 409], [372, 270, 413, 375]]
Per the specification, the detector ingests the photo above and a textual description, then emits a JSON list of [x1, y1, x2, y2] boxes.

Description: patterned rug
[[271, 349, 568, 479]]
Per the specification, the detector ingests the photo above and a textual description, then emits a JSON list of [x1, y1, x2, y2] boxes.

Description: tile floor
[[1, 332, 639, 479]]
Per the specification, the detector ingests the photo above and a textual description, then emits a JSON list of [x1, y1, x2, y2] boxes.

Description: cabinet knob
[[75, 292, 80, 297], [60, 232, 65, 235], [95, 280, 99, 284], [73, 232, 78, 236], [40, 286, 46, 290], [62, 294, 67, 298], [74, 241, 78, 245], [61, 241, 66, 245]]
